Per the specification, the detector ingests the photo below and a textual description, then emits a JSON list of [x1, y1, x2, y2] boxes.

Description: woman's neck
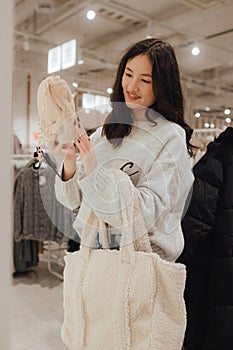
[[132, 108, 147, 121]]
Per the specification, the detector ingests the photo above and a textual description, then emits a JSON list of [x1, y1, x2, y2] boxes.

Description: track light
[[224, 108, 231, 115], [191, 46, 200, 56], [86, 9, 96, 20]]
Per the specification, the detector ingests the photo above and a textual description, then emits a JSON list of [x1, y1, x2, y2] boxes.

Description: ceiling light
[[86, 9, 96, 20], [106, 87, 113, 94], [191, 46, 200, 56], [77, 59, 84, 65], [72, 82, 78, 88], [194, 112, 200, 118], [205, 106, 210, 111], [224, 108, 231, 115], [225, 117, 231, 123], [204, 122, 209, 128], [210, 123, 215, 128]]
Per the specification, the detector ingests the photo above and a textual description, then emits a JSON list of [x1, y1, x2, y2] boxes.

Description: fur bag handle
[[79, 169, 152, 259]]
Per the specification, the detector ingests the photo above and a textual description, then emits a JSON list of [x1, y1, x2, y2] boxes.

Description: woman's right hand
[[47, 134, 77, 181]]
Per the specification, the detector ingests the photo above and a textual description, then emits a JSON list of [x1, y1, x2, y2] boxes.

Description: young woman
[[52, 37, 194, 261]]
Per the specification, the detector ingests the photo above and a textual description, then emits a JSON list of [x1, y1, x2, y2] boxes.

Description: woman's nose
[[128, 79, 139, 92]]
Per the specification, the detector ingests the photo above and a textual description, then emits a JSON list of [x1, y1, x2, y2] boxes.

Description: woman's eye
[[125, 73, 132, 77], [142, 79, 151, 84]]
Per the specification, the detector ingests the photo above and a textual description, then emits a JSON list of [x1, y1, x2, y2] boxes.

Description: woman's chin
[[125, 101, 144, 110]]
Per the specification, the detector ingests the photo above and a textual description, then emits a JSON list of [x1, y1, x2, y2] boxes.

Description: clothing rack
[[11, 153, 33, 168], [39, 241, 66, 280], [193, 128, 223, 134], [12, 154, 68, 280]]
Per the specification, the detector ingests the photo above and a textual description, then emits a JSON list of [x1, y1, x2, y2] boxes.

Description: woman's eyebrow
[[125, 66, 152, 77]]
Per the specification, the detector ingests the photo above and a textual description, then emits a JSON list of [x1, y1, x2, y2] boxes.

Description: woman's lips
[[127, 92, 140, 100]]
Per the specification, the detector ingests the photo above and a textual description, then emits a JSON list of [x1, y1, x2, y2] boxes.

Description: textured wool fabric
[[62, 245, 187, 350], [61, 170, 187, 350], [37, 75, 76, 144]]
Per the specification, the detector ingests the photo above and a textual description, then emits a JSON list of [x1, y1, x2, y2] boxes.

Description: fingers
[[74, 118, 90, 151], [75, 132, 90, 147], [74, 117, 88, 137]]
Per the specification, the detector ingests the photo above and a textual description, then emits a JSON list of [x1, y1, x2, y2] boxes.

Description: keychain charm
[[33, 146, 43, 170]]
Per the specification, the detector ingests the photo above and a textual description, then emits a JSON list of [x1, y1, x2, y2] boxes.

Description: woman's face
[[122, 54, 156, 111]]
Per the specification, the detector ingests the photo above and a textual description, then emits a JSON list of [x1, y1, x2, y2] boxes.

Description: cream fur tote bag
[[61, 212, 187, 350]]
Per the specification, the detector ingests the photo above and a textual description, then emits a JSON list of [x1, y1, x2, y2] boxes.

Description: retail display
[[13, 154, 77, 278], [11, 2, 233, 349], [14, 158, 75, 243]]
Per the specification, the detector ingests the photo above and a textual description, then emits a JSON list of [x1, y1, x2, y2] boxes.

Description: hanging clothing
[[13, 240, 39, 273], [12, 133, 22, 154], [13, 157, 77, 243], [177, 127, 233, 350]]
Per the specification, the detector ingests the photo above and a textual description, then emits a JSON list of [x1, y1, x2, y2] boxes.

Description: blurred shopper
[[178, 127, 233, 350]]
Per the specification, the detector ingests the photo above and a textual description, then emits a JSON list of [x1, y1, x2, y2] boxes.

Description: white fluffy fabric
[[61, 170, 187, 349], [37, 75, 76, 144]]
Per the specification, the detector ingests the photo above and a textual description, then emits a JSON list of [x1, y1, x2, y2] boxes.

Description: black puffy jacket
[[177, 127, 233, 350]]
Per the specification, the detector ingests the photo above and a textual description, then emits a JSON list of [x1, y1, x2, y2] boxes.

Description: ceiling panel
[[13, 0, 233, 113]]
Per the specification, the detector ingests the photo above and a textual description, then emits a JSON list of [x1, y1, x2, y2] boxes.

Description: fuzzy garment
[[37, 75, 76, 145]]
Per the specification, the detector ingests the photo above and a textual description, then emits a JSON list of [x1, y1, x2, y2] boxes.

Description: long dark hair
[[102, 38, 194, 156]]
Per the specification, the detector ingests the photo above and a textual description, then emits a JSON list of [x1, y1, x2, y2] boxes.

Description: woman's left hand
[[74, 120, 97, 176]]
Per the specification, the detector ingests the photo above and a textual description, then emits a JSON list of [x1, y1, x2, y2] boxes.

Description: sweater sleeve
[[54, 127, 102, 210], [78, 132, 194, 243], [54, 169, 82, 210]]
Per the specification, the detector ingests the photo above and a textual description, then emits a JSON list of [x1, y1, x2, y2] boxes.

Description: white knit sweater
[[55, 115, 194, 261]]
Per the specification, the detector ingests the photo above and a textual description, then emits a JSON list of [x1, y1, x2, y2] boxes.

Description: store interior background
[[13, 0, 233, 150], [10, 1, 233, 349]]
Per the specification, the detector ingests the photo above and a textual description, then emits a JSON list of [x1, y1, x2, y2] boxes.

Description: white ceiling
[[14, 0, 233, 115]]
